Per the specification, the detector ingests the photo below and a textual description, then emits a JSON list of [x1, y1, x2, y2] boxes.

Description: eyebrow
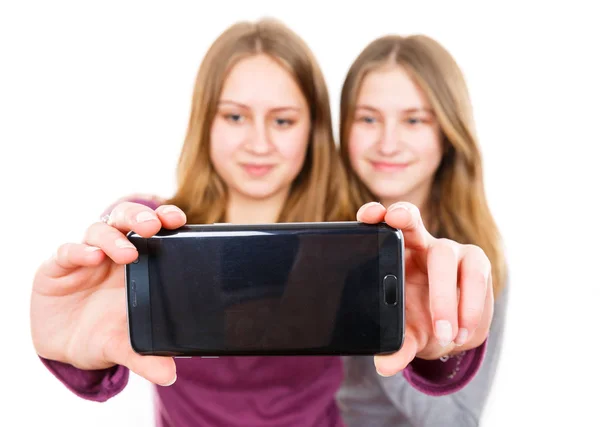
[[355, 105, 433, 114], [219, 100, 302, 112]]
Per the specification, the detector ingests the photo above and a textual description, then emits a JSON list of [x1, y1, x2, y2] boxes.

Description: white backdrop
[[1, 1, 598, 425]]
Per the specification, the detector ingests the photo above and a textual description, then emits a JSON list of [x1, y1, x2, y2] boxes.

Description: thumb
[[125, 353, 177, 386], [105, 337, 177, 386], [373, 334, 418, 377], [384, 203, 433, 251]]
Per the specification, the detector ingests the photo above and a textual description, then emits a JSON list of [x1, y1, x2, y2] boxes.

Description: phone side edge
[[125, 236, 153, 355], [378, 226, 405, 354], [397, 228, 406, 352]]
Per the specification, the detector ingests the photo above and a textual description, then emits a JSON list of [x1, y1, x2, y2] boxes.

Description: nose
[[377, 121, 402, 156], [246, 120, 273, 155]]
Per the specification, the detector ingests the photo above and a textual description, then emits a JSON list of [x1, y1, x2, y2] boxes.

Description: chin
[[367, 180, 416, 203], [236, 184, 283, 200]]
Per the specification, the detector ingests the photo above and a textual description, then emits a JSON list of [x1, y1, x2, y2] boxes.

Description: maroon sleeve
[[37, 196, 162, 401], [39, 357, 130, 402], [402, 338, 488, 396]]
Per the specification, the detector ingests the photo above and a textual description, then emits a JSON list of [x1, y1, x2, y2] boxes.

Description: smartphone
[[125, 221, 404, 357]]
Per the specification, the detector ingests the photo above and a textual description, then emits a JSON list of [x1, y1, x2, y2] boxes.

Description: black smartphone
[[125, 221, 404, 357]]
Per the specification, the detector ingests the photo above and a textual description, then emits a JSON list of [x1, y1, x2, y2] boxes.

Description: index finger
[[384, 202, 434, 251], [104, 201, 161, 237]]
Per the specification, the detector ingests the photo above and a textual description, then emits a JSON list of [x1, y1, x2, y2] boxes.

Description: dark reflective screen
[[146, 227, 393, 354]]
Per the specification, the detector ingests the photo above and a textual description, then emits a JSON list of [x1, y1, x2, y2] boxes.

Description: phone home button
[[383, 274, 398, 305]]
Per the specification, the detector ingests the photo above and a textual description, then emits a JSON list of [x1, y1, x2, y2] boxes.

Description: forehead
[[220, 54, 307, 108], [357, 66, 430, 110]]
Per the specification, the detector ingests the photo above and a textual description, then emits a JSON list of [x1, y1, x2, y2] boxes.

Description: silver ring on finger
[[100, 214, 111, 225]]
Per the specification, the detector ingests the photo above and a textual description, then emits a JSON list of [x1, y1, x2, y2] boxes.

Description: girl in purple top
[[30, 19, 495, 426]]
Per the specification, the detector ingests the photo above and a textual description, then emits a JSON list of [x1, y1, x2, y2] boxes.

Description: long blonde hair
[[167, 18, 352, 223], [340, 35, 507, 297]]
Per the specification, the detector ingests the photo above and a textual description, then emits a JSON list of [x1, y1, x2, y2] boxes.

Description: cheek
[[274, 125, 310, 169], [413, 128, 443, 170], [348, 127, 373, 170], [209, 120, 244, 172]]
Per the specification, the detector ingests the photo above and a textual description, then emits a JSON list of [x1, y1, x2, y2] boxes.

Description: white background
[[1, 1, 598, 425]]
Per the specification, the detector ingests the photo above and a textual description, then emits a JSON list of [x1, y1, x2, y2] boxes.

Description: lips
[[370, 160, 410, 172], [241, 163, 275, 177]]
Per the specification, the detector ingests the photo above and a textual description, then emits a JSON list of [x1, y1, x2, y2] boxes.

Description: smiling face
[[209, 54, 311, 201], [348, 65, 443, 208]]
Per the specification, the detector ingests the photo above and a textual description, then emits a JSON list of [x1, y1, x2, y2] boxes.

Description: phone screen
[[136, 225, 401, 355]]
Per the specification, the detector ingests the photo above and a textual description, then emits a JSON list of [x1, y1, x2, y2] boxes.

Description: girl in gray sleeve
[[336, 33, 508, 426]]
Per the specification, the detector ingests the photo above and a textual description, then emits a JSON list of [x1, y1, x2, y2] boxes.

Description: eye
[[405, 117, 424, 125], [225, 113, 245, 123], [358, 115, 377, 124], [274, 118, 294, 127]]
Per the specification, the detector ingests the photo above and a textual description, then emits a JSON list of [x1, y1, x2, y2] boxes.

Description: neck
[[225, 189, 288, 224]]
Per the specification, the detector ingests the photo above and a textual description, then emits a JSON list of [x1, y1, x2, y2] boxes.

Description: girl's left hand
[[356, 201, 494, 376]]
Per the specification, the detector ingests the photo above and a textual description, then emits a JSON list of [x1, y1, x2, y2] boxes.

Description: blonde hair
[[167, 18, 352, 223], [340, 35, 507, 297]]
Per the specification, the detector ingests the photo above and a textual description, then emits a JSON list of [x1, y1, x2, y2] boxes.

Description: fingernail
[[116, 238, 136, 249], [84, 246, 101, 252], [388, 202, 410, 213], [136, 211, 157, 223], [160, 206, 183, 215], [376, 368, 394, 377], [374, 357, 397, 377], [435, 320, 453, 347], [455, 328, 469, 346], [357, 201, 382, 217], [161, 374, 177, 386]]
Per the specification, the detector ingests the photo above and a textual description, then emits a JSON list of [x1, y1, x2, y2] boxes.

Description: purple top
[[41, 346, 486, 426], [38, 197, 487, 426]]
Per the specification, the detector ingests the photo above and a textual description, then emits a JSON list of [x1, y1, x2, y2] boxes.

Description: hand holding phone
[[356, 202, 495, 377], [30, 201, 186, 387]]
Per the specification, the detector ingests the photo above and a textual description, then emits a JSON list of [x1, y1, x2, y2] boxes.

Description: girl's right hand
[[30, 201, 186, 386]]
